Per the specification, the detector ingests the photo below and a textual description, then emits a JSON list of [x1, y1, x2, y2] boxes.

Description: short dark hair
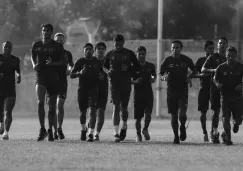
[[41, 24, 53, 32], [95, 42, 107, 50], [113, 34, 125, 42], [203, 40, 214, 49], [219, 37, 228, 44], [83, 43, 93, 49], [136, 46, 146, 53], [54, 32, 65, 38], [226, 46, 237, 53], [172, 40, 183, 48], [2, 41, 12, 47]]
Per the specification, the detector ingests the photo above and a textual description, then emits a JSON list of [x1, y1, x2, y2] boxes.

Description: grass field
[[1, 118, 243, 171]]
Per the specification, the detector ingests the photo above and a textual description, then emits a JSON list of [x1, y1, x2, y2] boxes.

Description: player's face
[[84, 46, 94, 58], [171, 43, 181, 56], [137, 51, 146, 63], [2, 43, 12, 55], [205, 44, 214, 56], [95, 46, 106, 57], [42, 27, 52, 39], [114, 41, 124, 51], [217, 39, 228, 52], [54, 35, 65, 45], [226, 51, 237, 64]]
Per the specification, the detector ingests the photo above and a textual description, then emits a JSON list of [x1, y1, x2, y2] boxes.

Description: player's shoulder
[[10, 55, 19, 60], [32, 40, 42, 47], [217, 62, 227, 69], [146, 61, 155, 68], [180, 54, 192, 61]]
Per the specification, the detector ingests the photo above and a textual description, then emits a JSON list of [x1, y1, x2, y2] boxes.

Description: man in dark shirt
[[213, 47, 243, 145], [93, 42, 108, 141], [0, 41, 21, 140], [70, 43, 104, 142], [53, 32, 74, 140], [194, 40, 214, 142], [201, 37, 227, 143], [31, 24, 66, 141], [131, 46, 156, 142], [103, 34, 140, 142], [159, 40, 196, 144]]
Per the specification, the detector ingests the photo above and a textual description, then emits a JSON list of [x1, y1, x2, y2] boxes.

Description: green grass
[[1, 118, 243, 171]]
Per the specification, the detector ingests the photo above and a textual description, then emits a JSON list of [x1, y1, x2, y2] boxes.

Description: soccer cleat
[[225, 140, 233, 146], [203, 133, 209, 142], [221, 131, 227, 144], [37, 128, 48, 141], [173, 136, 180, 144], [57, 128, 65, 140], [47, 129, 54, 142], [87, 134, 94, 142], [180, 125, 187, 141], [142, 129, 150, 141], [114, 134, 120, 143], [211, 132, 220, 144], [2, 132, 9, 140], [54, 131, 58, 140], [0, 122, 4, 135], [136, 133, 142, 142], [94, 134, 99, 141], [233, 124, 239, 133], [80, 130, 87, 141], [120, 124, 127, 141]]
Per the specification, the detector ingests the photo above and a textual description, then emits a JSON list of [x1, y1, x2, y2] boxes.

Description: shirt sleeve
[[15, 58, 21, 74], [67, 51, 74, 67], [159, 58, 167, 76]]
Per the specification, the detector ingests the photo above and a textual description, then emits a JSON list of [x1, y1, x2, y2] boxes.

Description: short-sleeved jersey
[[59, 50, 74, 84], [0, 54, 20, 89], [195, 56, 211, 89], [103, 48, 140, 85], [131, 62, 156, 97], [71, 57, 103, 89], [159, 54, 195, 94], [214, 62, 243, 100]]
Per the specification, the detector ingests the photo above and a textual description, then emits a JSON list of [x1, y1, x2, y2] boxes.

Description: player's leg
[[35, 84, 48, 141], [221, 101, 232, 145], [78, 88, 88, 141], [231, 100, 243, 134], [178, 94, 188, 142], [134, 97, 144, 142], [57, 97, 66, 140], [46, 93, 57, 142], [120, 83, 131, 141], [0, 97, 5, 134], [142, 93, 153, 141]]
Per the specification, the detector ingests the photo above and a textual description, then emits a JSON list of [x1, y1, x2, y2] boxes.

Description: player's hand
[[235, 83, 243, 91], [186, 78, 192, 88], [33, 64, 40, 71], [66, 70, 71, 76], [98, 72, 104, 80], [134, 77, 142, 84], [121, 64, 128, 71], [211, 69, 217, 73], [46, 57, 53, 65], [160, 74, 168, 81], [80, 66, 87, 75], [216, 83, 223, 89], [150, 77, 156, 83], [16, 75, 21, 84], [0, 73, 3, 81]]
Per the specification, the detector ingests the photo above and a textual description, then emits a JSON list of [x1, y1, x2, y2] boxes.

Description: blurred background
[[1, 0, 243, 119]]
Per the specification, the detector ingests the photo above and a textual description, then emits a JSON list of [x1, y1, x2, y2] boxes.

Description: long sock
[[171, 114, 179, 137], [200, 112, 207, 134], [135, 118, 142, 134]]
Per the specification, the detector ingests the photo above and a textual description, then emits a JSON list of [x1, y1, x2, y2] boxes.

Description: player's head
[[217, 37, 228, 52], [171, 40, 183, 57], [54, 32, 65, 45], [113, 34, 124, 51], [83, 43, 94, 58], [226, 46, 237, 64], [95, 42, 106, 58], [203, 40, 214, 56], [41, 24, 53, 40], [2, 41, 12, 55], [136, 46, 146, 63]]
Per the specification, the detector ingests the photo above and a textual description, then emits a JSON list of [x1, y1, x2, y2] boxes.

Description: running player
[[70, 43, 104, 142], [159, 40, 196, 144], [201, 37, 227, 143], [31, 24, 66, 141], [194, 40, 215, 142], [213, 47, 243, 145], [93, 42, 108, 141], [131, 46, 156, 142], [0, 41, 21, 140], [103, 34, 140, 142], [53, 32, 74, 140]]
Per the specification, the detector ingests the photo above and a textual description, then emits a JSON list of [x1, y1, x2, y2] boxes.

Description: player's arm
[[213, 66, 222, 88], [103, 52, 110, 75], [130, 66, 142, 84], [150, 63, 157, 83], [130, 50, 140, 70], [46, 45, 67, 66], [15, 58, 21, 84], [70, 59, 81, 78], [235, 65, 243, 91], [97, 60, 105, 80], [158, 58, 168, 81], [31, 42, 38, 70], [201, 55, 216, 73], [67, 51, 74, 70], [187, 58, 197, 79]]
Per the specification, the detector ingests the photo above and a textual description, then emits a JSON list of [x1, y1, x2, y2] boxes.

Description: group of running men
[[0, 23, 242, 145]]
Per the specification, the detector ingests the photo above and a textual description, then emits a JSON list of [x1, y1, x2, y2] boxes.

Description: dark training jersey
[[159, 54, 196, 95], [214, 62, 243, 100], [0, 54, 20, 89], [195, 56, 211, 89], [131, 62, 156, 98], [59, 50, 74, 84], [103, 48, 140, 86], [71, 57, 103, 89]]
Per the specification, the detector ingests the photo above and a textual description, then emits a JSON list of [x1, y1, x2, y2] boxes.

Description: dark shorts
[[222, 99, 243, 125], [97, 80, 108, 109], [198, 87, 210, 113], [0, 87, 16, 99], [210, 86, 221, 110], [78, 87, 98, 111], [134, 93, 153, 119], [167, 92, 188, 114]]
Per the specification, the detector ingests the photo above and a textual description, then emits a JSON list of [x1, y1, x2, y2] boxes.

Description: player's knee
[[37, 100, 45, 108], [171, 114, 178, 123], [113, 104, 120, 115]]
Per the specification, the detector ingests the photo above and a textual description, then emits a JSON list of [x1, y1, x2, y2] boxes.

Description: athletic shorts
[[0, 87, 16, 99], [167, 92, 188, 114], [78, 87, 98, 111], [96, 80, 108, 109], [222, 99, 243, 125], [210, 86, 221, 110], [134, 93, 154, 119], [198, 87, 210, 113]]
